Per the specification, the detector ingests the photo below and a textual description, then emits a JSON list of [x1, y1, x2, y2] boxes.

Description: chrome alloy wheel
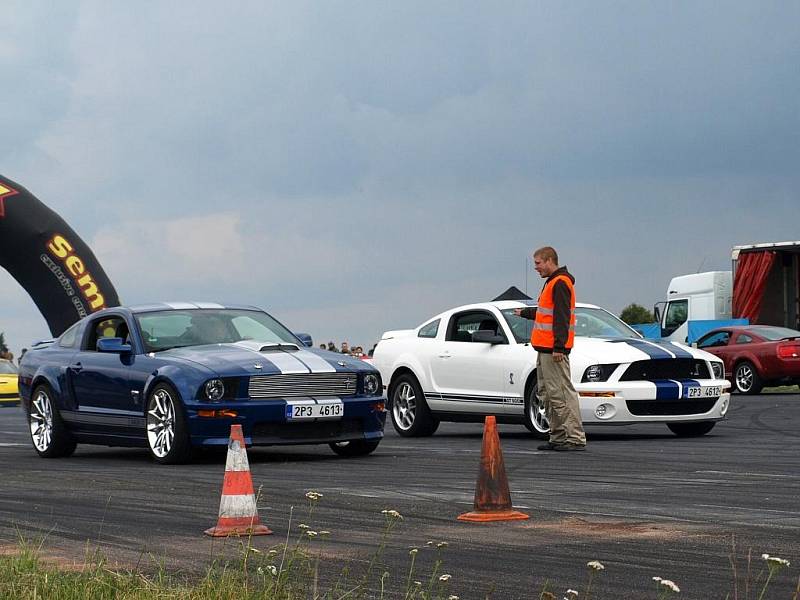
[[29, 388, 54, 451], [527, 388, 550, 434], [147, 388, 176, 458], [392, 382, 417, 431], [736, 363, 754, 392]]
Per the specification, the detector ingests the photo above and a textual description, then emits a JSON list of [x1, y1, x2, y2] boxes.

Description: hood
[[158, 341, 375, 377], [572, 337, 709, 364]]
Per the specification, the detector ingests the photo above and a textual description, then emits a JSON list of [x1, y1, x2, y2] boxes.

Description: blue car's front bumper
[[186, 396, 387, 447]]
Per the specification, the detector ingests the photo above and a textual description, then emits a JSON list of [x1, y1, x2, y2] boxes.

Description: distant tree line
[[619, 303, 655, 325]]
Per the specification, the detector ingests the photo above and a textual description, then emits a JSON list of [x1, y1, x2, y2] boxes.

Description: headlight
[[711, 362, 723, 379], [581, 364, 618, 383], [205, 379, 225, 401], [364, 373, 380, 396]]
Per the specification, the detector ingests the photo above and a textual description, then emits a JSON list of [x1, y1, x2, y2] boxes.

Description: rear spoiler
[[380, 329, 415, 341]]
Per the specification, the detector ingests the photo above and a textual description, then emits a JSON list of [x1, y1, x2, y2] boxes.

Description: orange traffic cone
[[458, 416, 530, 523], [205, 424, 273, 537]]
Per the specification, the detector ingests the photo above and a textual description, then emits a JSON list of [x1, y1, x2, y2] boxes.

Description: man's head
[[533, 246, 559, 279], [341, 341, 349, 352]]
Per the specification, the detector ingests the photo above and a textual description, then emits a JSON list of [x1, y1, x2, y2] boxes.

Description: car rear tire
[[523, 374, 549, 439], [734, 361, 763, 395], [389, 374, 439, 437], [667, 421, 716, 437], [28, 384, 77, 458], [146, 383, 192, 464], [329, 439, 381, 457]]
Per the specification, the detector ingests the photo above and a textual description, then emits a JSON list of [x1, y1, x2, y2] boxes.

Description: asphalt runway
[[1, 393, 799, 599]]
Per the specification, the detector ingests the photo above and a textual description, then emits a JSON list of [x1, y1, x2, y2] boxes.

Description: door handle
[[437, 353, 451, 359], [70, 362, 83, 373]]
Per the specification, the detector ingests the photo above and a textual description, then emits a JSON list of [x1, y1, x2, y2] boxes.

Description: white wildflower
[[448, 596, 460, 600], [437, 541, 449, 548], [319, 530, 331, 536], [409, 548, 419, 555], [652, 577, 662, 582], [566, 590, 579, 597], [659, 579, 680, 593], [247, 547, 261, 554], [298, 523, 309, 530], [381, 509, 403, 519], [414, 581, 423, 587], [305, 490, 323, 501], [763, 554, 790, 567], [587, 560, 605, 571], [306, 530, 318, 537], [439, 574, 452, 582], [257, 566, 264, 576], [267, 565, 278, 576]]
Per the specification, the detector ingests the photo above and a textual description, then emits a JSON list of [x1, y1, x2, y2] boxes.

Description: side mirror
[[97, 337, 132, 354], [471, 330, 506, 345], [295, 333, 313, 347]]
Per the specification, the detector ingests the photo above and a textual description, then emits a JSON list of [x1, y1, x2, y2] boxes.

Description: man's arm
[[552, 281, 572, 353], [514, 307, 537, 320]]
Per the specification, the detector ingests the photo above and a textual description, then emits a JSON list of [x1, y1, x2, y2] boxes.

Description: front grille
[[620, 359, 710, 381], [248, 373, 357, 398], [626, 400, 716, 416], [251, 418, 362, 442]]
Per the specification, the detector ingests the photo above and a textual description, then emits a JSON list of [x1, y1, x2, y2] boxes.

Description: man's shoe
[[552, 443, 586, 452], [537, 442, 560, 451]]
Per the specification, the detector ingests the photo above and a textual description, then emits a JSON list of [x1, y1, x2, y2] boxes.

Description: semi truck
[[653, 241, 800, 342]]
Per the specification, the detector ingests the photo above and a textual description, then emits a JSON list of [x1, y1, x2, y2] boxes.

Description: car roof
[[94, 302, 263, 316], [455, 300, 600, 312]]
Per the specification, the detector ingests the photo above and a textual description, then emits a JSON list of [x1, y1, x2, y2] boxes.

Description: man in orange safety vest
[[515, 246, 586, 451]]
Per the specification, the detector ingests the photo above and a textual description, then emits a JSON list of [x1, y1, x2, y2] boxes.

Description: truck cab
[[654, 271, 733, 341]]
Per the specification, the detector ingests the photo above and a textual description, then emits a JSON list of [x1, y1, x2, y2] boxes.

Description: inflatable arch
[[0, 174, 120, 337]]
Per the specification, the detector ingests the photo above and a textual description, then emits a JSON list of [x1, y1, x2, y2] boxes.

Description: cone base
[[457, 509, 530, 523], [204, 523, 273, 537]]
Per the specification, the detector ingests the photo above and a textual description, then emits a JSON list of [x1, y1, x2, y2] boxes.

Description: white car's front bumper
[[575, 379, 731, 424]]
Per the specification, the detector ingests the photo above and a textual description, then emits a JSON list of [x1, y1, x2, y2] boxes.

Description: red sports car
[[696, 326, 800, 394]]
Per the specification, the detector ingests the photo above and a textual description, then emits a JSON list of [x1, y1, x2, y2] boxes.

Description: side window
[[735, 334, 753, 345], [697, 331, 730, 348], [663, 299, 688, 335], [446, 312, 503, 343], [418, 319, 440, 339], [83, 316, 130, 351], [58, 323, 81, 348]]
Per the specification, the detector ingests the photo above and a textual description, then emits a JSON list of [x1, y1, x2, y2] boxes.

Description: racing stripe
[[258, 351, 310, 374], [291, 349, 337, 373], [622, 339, 675, 359], [666, 342, 695, 359], [653, 380, 680, 400]]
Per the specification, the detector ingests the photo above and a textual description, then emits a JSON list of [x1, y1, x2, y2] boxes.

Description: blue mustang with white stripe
[[18, 303, 386, 463], [373, 300, 731, 439]]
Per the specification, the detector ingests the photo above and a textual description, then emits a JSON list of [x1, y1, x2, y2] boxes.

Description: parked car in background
[[18, 303, 386, 463], [695, 325, 800, 394], [373, 300, 731, 439], [0, 359, 20, 406]]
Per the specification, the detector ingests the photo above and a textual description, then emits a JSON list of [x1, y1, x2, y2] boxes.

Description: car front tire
[[389, 374, 439, 437], [523, 374, 549, 439], [329, 439, 381, 457], [28, 384, 77, 458], [734, 361, 763, 395], [667, 421, 716, 437], [146, 383, 192, 464]]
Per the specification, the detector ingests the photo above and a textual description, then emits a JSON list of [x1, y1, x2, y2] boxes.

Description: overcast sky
[[1, 1, 799, 354]]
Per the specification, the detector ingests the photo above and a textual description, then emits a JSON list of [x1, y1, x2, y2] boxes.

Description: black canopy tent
[[492, 286, 531, 301]]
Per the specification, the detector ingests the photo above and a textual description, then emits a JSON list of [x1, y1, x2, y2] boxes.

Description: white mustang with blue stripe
[[372, 300, 730, 439]]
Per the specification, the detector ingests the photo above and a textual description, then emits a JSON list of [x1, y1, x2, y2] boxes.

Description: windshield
[[0, 360, 17, 374], [501, 306, 641, 343], [134, 309, 300, 352], [750, 326, 800, 341]]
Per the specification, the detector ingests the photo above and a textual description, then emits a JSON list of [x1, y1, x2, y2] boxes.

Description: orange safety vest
[[531, 274, 576, 350]]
